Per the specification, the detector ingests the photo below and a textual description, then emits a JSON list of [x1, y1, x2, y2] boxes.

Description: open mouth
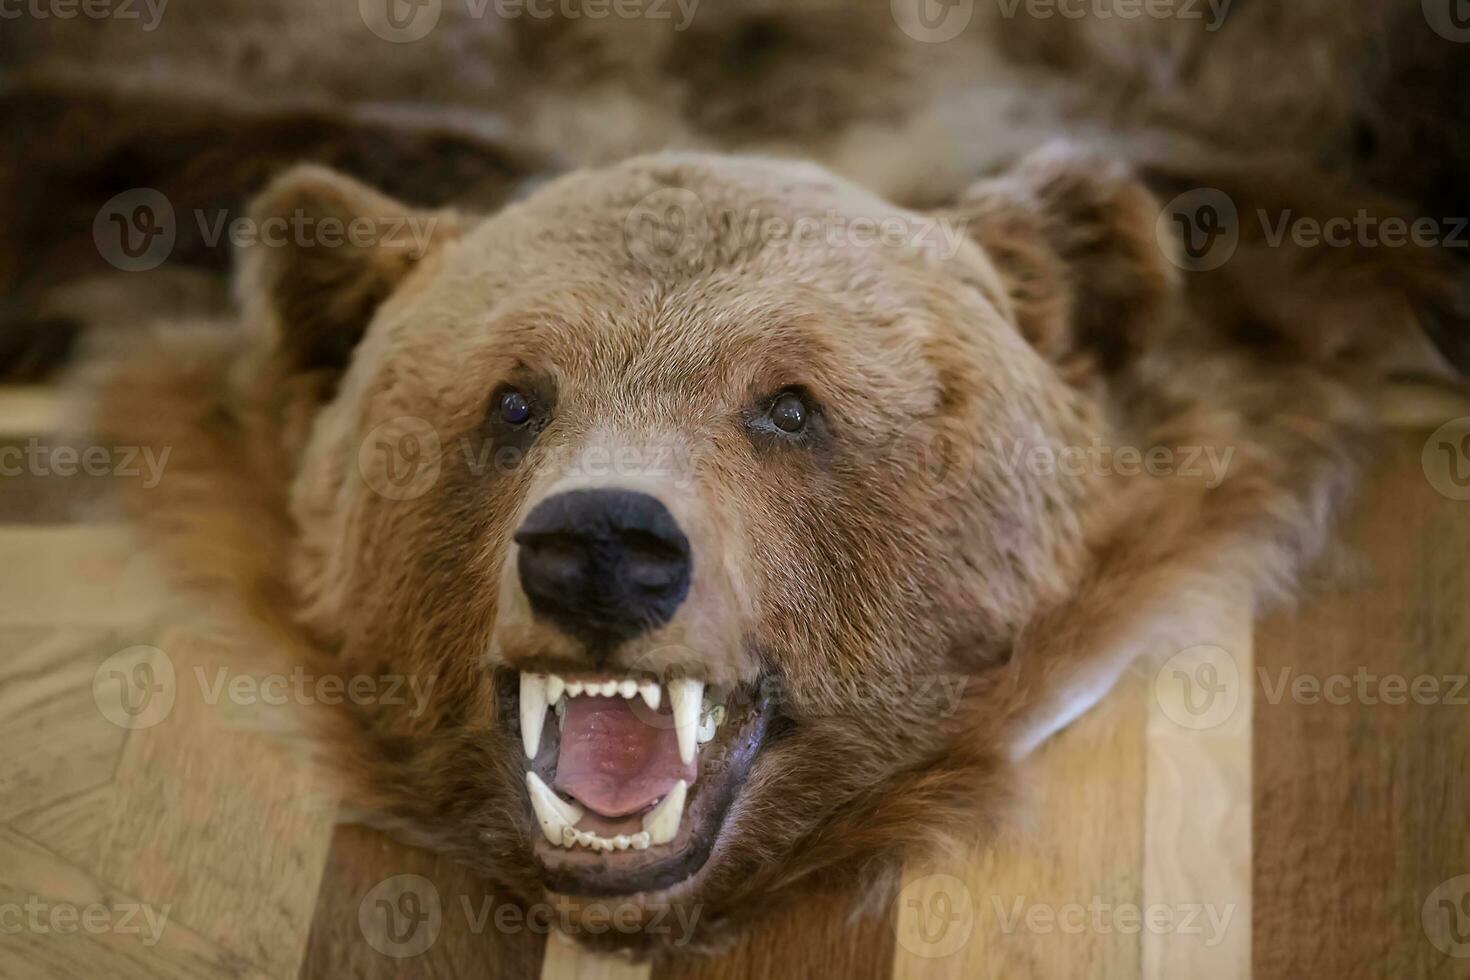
[[509, 669, 773, 895]]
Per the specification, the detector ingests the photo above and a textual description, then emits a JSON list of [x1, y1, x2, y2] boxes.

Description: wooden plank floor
[[0, 384, 1465, 979], [1254, 429, 1470, 980]]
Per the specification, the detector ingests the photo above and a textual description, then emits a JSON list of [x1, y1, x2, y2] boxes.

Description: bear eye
[[768, 391, 808, 433], [500, 390, 532, 427]]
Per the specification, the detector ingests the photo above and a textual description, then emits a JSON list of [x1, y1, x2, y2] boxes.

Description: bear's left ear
[[239, 165, 464, 385], [937, 145, 1176, 379]]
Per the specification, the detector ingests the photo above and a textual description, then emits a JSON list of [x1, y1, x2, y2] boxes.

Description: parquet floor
[[1, 383, 1467, 979]]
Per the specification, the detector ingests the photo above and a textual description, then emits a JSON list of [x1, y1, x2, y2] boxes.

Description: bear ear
[[239, 165, 463, 384], [939, 145, 1176, 378]]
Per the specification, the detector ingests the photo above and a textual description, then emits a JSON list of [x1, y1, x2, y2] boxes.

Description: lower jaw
[[508, 677, 777, 897]]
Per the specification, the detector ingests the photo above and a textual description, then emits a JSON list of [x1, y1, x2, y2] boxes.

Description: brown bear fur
[[85, 144, 1463, 956], [6, 1, 1464, 195], [8, 0, 1469, 315]]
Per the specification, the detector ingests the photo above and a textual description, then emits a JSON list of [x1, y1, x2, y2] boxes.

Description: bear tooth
[[639, 682, 661, 711], [618, 680, 638, 699], [526, 771, 584, 845], [642, 779, 687, 845], [546, 675, 565, 705], [599, 680, 619, 697], [668, 680, 703, 764], [554, 823, 647, 853], [697, 708, 718, 744], [520, 673, 548, 758], [566, 681, 584, 697]]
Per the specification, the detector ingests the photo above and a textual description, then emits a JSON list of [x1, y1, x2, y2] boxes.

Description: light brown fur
[[84, 144, 1465, 956]]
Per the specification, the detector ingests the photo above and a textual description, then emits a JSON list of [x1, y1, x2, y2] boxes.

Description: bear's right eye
[[500, 390, 532, 427], [769, 392, 808, 433], [744, 387, 825, 451]]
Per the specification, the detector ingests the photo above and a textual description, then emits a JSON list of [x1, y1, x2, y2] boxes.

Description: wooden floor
[[1, 383, 1467, 979]]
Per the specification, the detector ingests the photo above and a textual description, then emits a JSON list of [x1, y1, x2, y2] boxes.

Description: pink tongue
[[552, 696, 696, 818]]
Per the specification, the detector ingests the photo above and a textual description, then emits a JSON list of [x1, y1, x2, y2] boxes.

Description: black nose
[[514, 489, 691, 648]]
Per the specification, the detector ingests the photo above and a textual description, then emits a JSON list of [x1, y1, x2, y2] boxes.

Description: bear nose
[[514, 489, 691, 649]]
